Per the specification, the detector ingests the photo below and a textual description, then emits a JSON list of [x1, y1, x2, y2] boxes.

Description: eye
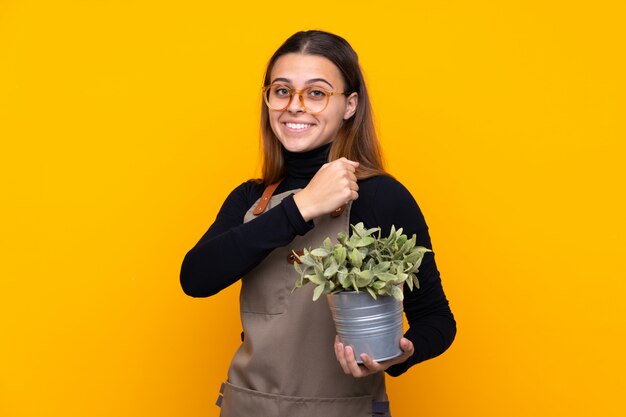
[[272, 85, 291, 97], [307, 88, 329, 100]]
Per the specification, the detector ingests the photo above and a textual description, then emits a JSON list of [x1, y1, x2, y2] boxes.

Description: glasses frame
[[262, 84, 349, 115]]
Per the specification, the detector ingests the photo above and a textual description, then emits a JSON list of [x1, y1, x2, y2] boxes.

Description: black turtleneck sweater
[[180, 143, 456, 376]]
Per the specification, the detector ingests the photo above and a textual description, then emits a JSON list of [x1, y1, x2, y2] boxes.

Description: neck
[[283, 143, 331, 180]]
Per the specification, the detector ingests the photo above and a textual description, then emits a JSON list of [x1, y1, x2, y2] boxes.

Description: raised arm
[[180, 182, 312, 297]]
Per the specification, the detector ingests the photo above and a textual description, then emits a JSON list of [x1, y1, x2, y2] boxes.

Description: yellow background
[[1, 1, 625, 416]]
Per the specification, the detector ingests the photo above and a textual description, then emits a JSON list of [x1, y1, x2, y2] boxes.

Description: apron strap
[[215, 382, 225, 407], [331, 204, 347, 217], [253, 179, 348, 218], [252, 180, 284, 215]]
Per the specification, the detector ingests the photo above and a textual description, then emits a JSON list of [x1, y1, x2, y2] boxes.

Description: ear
[[343, 92, 358, 120]]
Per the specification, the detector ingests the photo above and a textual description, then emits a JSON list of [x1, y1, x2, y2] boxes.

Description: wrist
[[293, 191, 315, 222]]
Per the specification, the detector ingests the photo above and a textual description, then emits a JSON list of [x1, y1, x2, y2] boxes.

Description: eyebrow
[[271, 77, 335, 89]]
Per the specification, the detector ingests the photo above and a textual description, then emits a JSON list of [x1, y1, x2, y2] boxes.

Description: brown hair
[[260, 30, 387, 184]]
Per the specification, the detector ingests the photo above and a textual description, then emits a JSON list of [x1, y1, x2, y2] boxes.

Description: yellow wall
[[1, 1, 625, 416]]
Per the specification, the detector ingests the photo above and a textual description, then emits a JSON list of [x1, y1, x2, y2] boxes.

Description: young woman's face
[[268, 53, 358, 153]]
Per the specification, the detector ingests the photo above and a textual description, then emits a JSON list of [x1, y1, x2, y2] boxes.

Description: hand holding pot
[[334, 336, 414, 378], [293, 158, 359, 222]]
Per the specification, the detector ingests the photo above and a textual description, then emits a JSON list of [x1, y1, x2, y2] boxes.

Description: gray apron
[[217, 186, 391, 417]]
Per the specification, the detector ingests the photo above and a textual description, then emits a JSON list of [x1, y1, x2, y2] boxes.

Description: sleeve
[[370, 178, 457, 376], [179, 182, 313, 298]]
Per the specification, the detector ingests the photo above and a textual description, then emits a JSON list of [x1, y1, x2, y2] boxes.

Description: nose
[[286, 92, 305, 113]]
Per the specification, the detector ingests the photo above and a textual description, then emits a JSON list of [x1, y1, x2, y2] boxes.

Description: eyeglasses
[[262, 84, 349, 114]]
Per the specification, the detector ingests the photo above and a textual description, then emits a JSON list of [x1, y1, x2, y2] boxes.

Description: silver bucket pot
[[327, 291, 403, 363]]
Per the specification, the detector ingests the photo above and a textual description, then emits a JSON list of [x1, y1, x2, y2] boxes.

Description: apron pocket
[[220, 381, 373, 417], [220, 382, 279, 417]]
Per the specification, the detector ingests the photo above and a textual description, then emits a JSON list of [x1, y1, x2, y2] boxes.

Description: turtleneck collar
[[283, 143, 331, 180]]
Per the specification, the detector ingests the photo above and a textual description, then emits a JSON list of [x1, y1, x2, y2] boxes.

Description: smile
[[284, 122, 314, 131]]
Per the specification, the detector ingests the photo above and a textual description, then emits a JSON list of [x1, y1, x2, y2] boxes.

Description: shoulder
[[227, 179, 265, 201], [357, 175, 417, 205], [354, 175, 427, 237], [216, 179, 266, 221]]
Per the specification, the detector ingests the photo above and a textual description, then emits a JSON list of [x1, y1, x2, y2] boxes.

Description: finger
[[360, 354, 382, 373], [345, 161, 358, 172], [400, 338, 414, 355], [336, 158, 359, 171], [335, 339, 351, 374], [342, 178, 358, 193], [376, 339, 414, 369], [344, 345, 366, 377]]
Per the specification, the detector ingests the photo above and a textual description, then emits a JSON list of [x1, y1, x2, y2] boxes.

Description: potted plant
[[293, 222, 431, 362]]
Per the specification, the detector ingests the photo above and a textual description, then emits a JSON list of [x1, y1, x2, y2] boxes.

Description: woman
[[180, 30, 456, 417]]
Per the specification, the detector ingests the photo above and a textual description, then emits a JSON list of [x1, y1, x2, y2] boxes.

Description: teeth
[[285, 123, 312, 130]]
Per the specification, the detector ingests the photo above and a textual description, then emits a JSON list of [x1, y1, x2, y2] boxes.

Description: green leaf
[[350, 222, 367, 237], [411, 273, 420, 290], [372, 280, 386, 290], [310, 248, 330, 257], [339, 274, 351, 288], [396, 238, 415, 258], [306, 273, 324, 286], [373, 261, 391, 273], [349, 248, 363, 268], [366, 226, 381, 237], [322, 237, 333, 252], [391, 285, 404, 301], [355, 236, 376, 247], [415, 245, 432, 254], [364, 258, 376, 270], [333, 246, 347, 265], [298, 254, 316, 267], [355, 269, 374, 286], [324, 258, 339, 277], [322, 256, 331, 269], [395, 272, 408, 283], [375, 272, 397, 282], [404, 251, 422, 266], [412, 256, 424, 271], [366, 287, 377, 300], [356, 269, 374, 280], [313, 284, 326, 301]]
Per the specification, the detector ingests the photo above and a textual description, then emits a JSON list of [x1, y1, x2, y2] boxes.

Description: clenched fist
[[293, 157, 360, 222]]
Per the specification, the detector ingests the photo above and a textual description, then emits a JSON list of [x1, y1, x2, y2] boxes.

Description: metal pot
[[327, 291, 403, 363]]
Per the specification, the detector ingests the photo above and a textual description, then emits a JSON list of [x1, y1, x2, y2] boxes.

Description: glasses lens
[[265, 84, 291, 111], [302, 87, 330, 114]]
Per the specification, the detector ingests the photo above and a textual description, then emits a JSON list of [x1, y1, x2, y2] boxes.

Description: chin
[[279, 139, 316, 153]]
